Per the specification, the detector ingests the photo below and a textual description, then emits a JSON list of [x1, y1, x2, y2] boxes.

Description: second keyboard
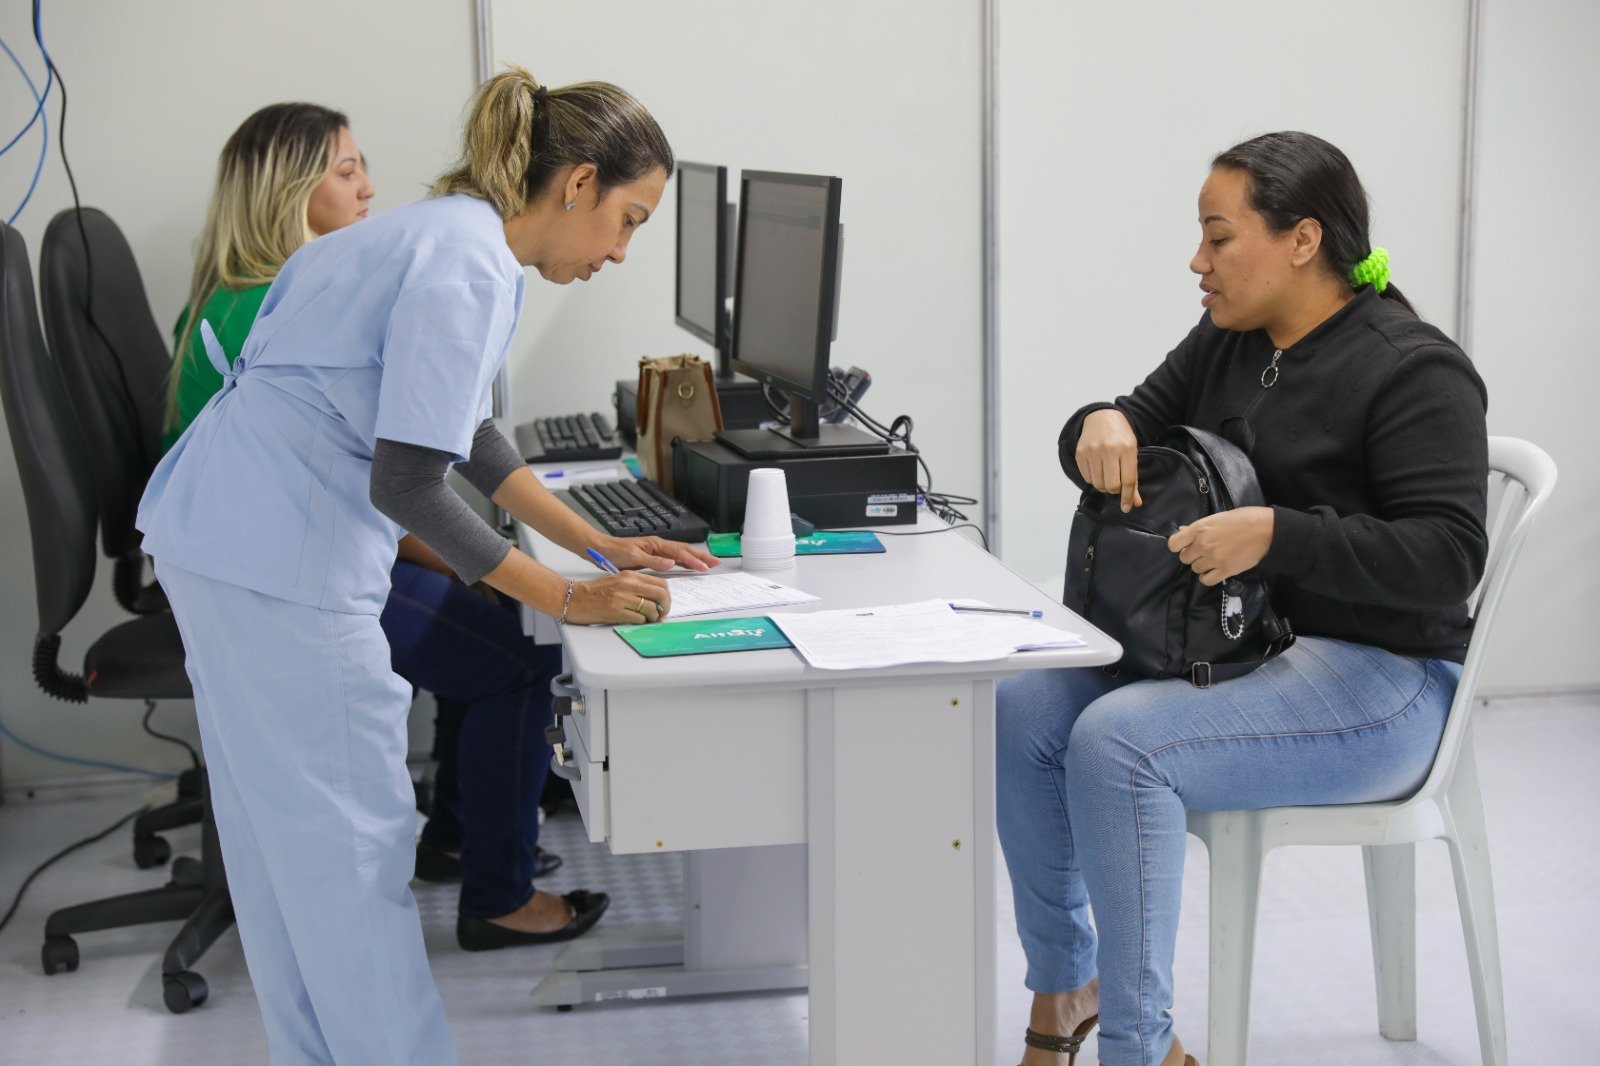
[[555, 477, 710, 543], [516, 412, 623, 463]]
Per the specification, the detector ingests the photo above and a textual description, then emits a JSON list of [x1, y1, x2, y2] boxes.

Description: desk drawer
[[566, 720, 608, 844], [603, 686, 806, 854]]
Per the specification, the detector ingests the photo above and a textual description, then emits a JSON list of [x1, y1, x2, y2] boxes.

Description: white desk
[[516, 502, 1119, 1065]]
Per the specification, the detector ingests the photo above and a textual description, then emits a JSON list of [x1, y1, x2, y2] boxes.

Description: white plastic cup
[[742, 469, 791, 535], [743, 468, 793, 538], [742, 468, 796, 570]]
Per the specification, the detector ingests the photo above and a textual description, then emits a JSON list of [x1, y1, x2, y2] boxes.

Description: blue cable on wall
[[0, 32, 50, 155], [0, 2, 56, 220], [0, 709, 179, 781], [0, 28, 50, 224], [0, 2, 176, 783]]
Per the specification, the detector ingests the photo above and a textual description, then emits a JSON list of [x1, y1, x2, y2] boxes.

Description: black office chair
[[40, 207, 170, 612], [38, 206, 202, 870], [1, 220, 231, 1014]]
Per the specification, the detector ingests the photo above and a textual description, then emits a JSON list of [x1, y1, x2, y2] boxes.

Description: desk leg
[[806, 680, 997, 1066], [531, 845, 809, 1008]]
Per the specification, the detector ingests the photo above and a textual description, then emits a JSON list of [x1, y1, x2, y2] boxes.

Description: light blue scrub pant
[[157, 560, 456, 1066], [996, 636, 1461, 1066]]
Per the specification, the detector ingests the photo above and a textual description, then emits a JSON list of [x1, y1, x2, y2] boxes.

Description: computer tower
[[673, 438, 919, 532]]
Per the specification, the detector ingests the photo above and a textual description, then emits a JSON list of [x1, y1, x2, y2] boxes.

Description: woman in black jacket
[[997, 132, 1488, 1066]]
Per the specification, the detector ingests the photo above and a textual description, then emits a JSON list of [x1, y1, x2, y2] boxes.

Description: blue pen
[[586, 547, 621, 573], [949, 603, 1043, 619]]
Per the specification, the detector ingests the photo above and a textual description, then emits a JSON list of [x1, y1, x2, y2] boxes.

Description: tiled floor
[[0, 696, 1595, 1064]]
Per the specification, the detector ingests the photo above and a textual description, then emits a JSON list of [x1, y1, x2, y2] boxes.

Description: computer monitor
[[717, 170, 884, 459], [674, 162, 738, 377]]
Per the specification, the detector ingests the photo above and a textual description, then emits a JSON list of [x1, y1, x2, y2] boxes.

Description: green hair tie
[[1350, 246, 1391, 293]]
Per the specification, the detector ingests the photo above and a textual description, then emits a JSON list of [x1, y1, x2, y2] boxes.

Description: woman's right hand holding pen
[[594, 533, 717, 574]]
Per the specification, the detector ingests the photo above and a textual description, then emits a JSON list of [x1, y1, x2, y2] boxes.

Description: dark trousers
[[381, 560, 562, 919]]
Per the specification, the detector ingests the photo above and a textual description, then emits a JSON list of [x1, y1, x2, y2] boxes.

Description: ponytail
[[432, 63, 673, 219]]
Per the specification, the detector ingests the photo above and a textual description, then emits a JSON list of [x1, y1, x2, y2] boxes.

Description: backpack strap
[[1187, 627, 1296, 688], [1162, 426, 1265, 509]]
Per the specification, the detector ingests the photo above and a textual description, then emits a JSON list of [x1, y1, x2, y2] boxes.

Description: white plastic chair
[[1186, 436, 1558, 1066]]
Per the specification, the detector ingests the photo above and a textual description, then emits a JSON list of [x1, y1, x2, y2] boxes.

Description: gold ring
[[636, 597, 648, 614]]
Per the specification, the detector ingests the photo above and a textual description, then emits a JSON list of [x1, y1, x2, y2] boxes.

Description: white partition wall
[[0, 2, 476, 787], [486, 0, 987, 525], [995, 0, 1471, 582], [1467, 0, 1600, 692]]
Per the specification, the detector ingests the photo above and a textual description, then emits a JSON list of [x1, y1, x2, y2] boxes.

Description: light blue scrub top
[[138, 194, 524, 615]]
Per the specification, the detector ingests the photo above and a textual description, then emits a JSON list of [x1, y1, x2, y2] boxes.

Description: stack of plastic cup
[[741, 468, 797, 572]]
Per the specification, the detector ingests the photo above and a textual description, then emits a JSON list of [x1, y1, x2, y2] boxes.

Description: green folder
[[706, 530, 885, 559], [615, 616, 793, 658]]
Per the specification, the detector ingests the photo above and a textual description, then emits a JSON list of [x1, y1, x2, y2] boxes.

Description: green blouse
[[161, 282, 269, 452]]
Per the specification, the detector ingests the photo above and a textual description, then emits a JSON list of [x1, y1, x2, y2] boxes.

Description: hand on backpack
[[1169, 507, 1275, 586], [1076, 408, 1143, 512]]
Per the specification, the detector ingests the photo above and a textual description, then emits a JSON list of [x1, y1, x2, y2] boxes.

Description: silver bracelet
[[557, 580, 575, 625]]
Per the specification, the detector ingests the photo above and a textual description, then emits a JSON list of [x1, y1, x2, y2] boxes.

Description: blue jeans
[[995, 636, 1461, 1066], [381, 561, 562, 920]]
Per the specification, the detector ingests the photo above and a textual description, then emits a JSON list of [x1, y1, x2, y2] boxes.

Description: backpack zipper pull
[[1261, 348, 1283, 388]]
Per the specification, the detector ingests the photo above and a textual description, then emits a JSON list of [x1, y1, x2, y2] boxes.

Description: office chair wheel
[[163, 971, 209, 1013], [133, 833, 172, 869], [170, 856, 204, 886], [41, 935, 80, 975]]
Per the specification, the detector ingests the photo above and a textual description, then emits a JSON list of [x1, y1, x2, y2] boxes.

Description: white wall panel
[[0, 1, 474, 786], [487, 0, 986, 522], [1468, 0, 1600, 692], [995, 1, 1485, 668]]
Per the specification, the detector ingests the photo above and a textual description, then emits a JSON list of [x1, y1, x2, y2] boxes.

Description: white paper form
[[661, 572, 820, 618], [767, 599, 1085, 671]]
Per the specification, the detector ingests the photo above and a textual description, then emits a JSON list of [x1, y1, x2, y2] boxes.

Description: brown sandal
[[1019, 1012, 1099, 1065]]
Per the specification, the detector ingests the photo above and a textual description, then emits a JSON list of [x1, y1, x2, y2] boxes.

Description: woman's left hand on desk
[[599, 535, 718, 573]]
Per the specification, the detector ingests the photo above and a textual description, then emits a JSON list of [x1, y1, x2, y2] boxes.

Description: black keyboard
[[555, 477, 711, 543], [515, 412, 623, 463]]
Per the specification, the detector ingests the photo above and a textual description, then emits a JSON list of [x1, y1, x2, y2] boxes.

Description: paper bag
[[636, 354, 723, 493]]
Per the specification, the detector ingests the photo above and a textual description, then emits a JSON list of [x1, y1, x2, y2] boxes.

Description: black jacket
[[1058, 287, 1488, 663]]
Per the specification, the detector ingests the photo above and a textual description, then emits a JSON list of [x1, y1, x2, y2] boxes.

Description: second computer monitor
[[722, 170, 882, 458], [675, 162, 727, 354]]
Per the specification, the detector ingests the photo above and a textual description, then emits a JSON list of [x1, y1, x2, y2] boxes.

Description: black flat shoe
[[455, 890, 609, 952], [415, 841, 563, 883]]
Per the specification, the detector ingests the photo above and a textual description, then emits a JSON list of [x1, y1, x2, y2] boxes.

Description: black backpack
[[1063, 425, 1294, 687]]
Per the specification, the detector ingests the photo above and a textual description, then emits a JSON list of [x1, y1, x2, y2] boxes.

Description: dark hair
[[1212, 131, 1414, 314], [432, 65, 674, 219]]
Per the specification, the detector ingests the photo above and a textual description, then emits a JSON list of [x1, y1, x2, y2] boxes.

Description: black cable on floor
[[0, 806, 145, 936], [141, 701, 200, 769]]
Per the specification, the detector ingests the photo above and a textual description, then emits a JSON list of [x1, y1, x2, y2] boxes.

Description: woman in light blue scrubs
[[137, 66, 710, 1065]]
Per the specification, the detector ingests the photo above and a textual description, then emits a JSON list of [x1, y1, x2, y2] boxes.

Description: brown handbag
[[635, 354, 723, 493]]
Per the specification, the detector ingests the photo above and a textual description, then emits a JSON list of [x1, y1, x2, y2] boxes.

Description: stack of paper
[[767, 599, 1085, 671], [662, 571, 820, 618]]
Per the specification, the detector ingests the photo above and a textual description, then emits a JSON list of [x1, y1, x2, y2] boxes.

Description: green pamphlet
[[615, 615, 793, 658], [706, 530, 885, 559]]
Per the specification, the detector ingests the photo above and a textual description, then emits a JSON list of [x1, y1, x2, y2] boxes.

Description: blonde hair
[[167, 103, 346, 421], [431, 64, 672, 219]]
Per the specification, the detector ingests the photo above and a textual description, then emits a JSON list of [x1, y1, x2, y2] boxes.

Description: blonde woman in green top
[[163, 103, 372, 449]]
